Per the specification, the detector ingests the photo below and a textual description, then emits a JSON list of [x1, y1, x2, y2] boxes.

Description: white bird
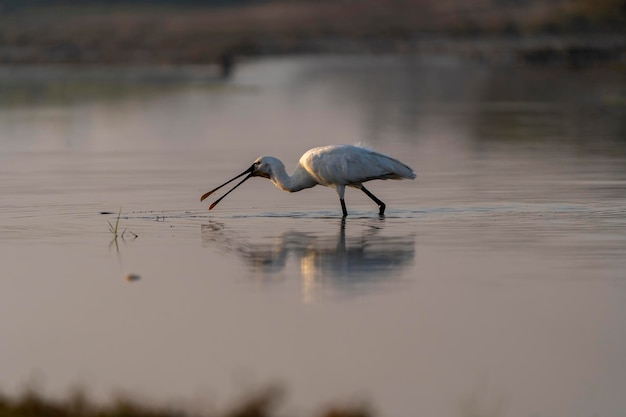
[[200, 144, 416, 217]]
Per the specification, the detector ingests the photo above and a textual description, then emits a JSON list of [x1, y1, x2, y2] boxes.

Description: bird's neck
[[270, 164, 316, 193]]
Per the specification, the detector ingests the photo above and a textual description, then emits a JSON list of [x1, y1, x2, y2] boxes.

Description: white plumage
[[300, 145, 415, 185], [201, 144, 416, 217]]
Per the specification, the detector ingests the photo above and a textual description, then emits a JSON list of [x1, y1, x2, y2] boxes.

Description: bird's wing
[[300, 145, 416, 186]]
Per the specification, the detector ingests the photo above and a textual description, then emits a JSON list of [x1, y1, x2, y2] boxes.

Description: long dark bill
[[201, 164, 256, 210], [200, 164, 255, 202]]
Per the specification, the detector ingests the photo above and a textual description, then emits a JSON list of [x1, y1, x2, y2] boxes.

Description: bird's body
[[201, 144, 416, 217]]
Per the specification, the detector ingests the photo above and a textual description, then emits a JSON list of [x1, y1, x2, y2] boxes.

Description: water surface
[[1, 56, 625, 417]]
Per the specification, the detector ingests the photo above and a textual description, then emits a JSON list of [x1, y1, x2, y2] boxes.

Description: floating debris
[[125, 273, 141, 282]]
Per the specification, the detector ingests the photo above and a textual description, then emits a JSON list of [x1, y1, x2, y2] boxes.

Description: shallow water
[[1, 56, 625, 417]]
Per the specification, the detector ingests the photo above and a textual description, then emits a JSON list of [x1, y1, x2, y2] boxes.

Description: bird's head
[[251, 156, 283, 179]]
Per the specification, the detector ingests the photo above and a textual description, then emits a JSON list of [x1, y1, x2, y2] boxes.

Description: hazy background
[[0, 0, 625, 65]]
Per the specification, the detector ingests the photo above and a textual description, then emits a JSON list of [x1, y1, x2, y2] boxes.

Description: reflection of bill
[[201, 219, 415, 303]]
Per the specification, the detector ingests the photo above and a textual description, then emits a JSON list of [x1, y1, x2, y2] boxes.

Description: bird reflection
[[201, 219, 415, 303]]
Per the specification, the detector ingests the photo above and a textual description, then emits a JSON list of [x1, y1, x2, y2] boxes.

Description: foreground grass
[[0, 386, 372, 417]]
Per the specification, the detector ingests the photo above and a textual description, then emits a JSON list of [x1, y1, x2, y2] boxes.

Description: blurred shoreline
[[1, 34, 624, 69]]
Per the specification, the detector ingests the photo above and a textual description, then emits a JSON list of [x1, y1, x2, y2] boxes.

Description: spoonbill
[[200, 144, 416, 217]]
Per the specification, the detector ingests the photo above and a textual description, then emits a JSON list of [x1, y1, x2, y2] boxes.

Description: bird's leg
[[360, 185, 386, 216], [336, 185, 348, 217]]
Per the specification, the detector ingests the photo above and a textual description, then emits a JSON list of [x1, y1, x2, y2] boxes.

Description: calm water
[[1, 56, 625, 417]]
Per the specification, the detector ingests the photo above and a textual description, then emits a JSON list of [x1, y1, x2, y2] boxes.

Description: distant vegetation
[[0, 0, 623, 64], [0, 0, 264, 9], [541, 0, 626, 32]]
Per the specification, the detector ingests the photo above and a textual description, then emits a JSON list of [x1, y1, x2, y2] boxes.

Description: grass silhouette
[[0, 385, 372, 417]]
